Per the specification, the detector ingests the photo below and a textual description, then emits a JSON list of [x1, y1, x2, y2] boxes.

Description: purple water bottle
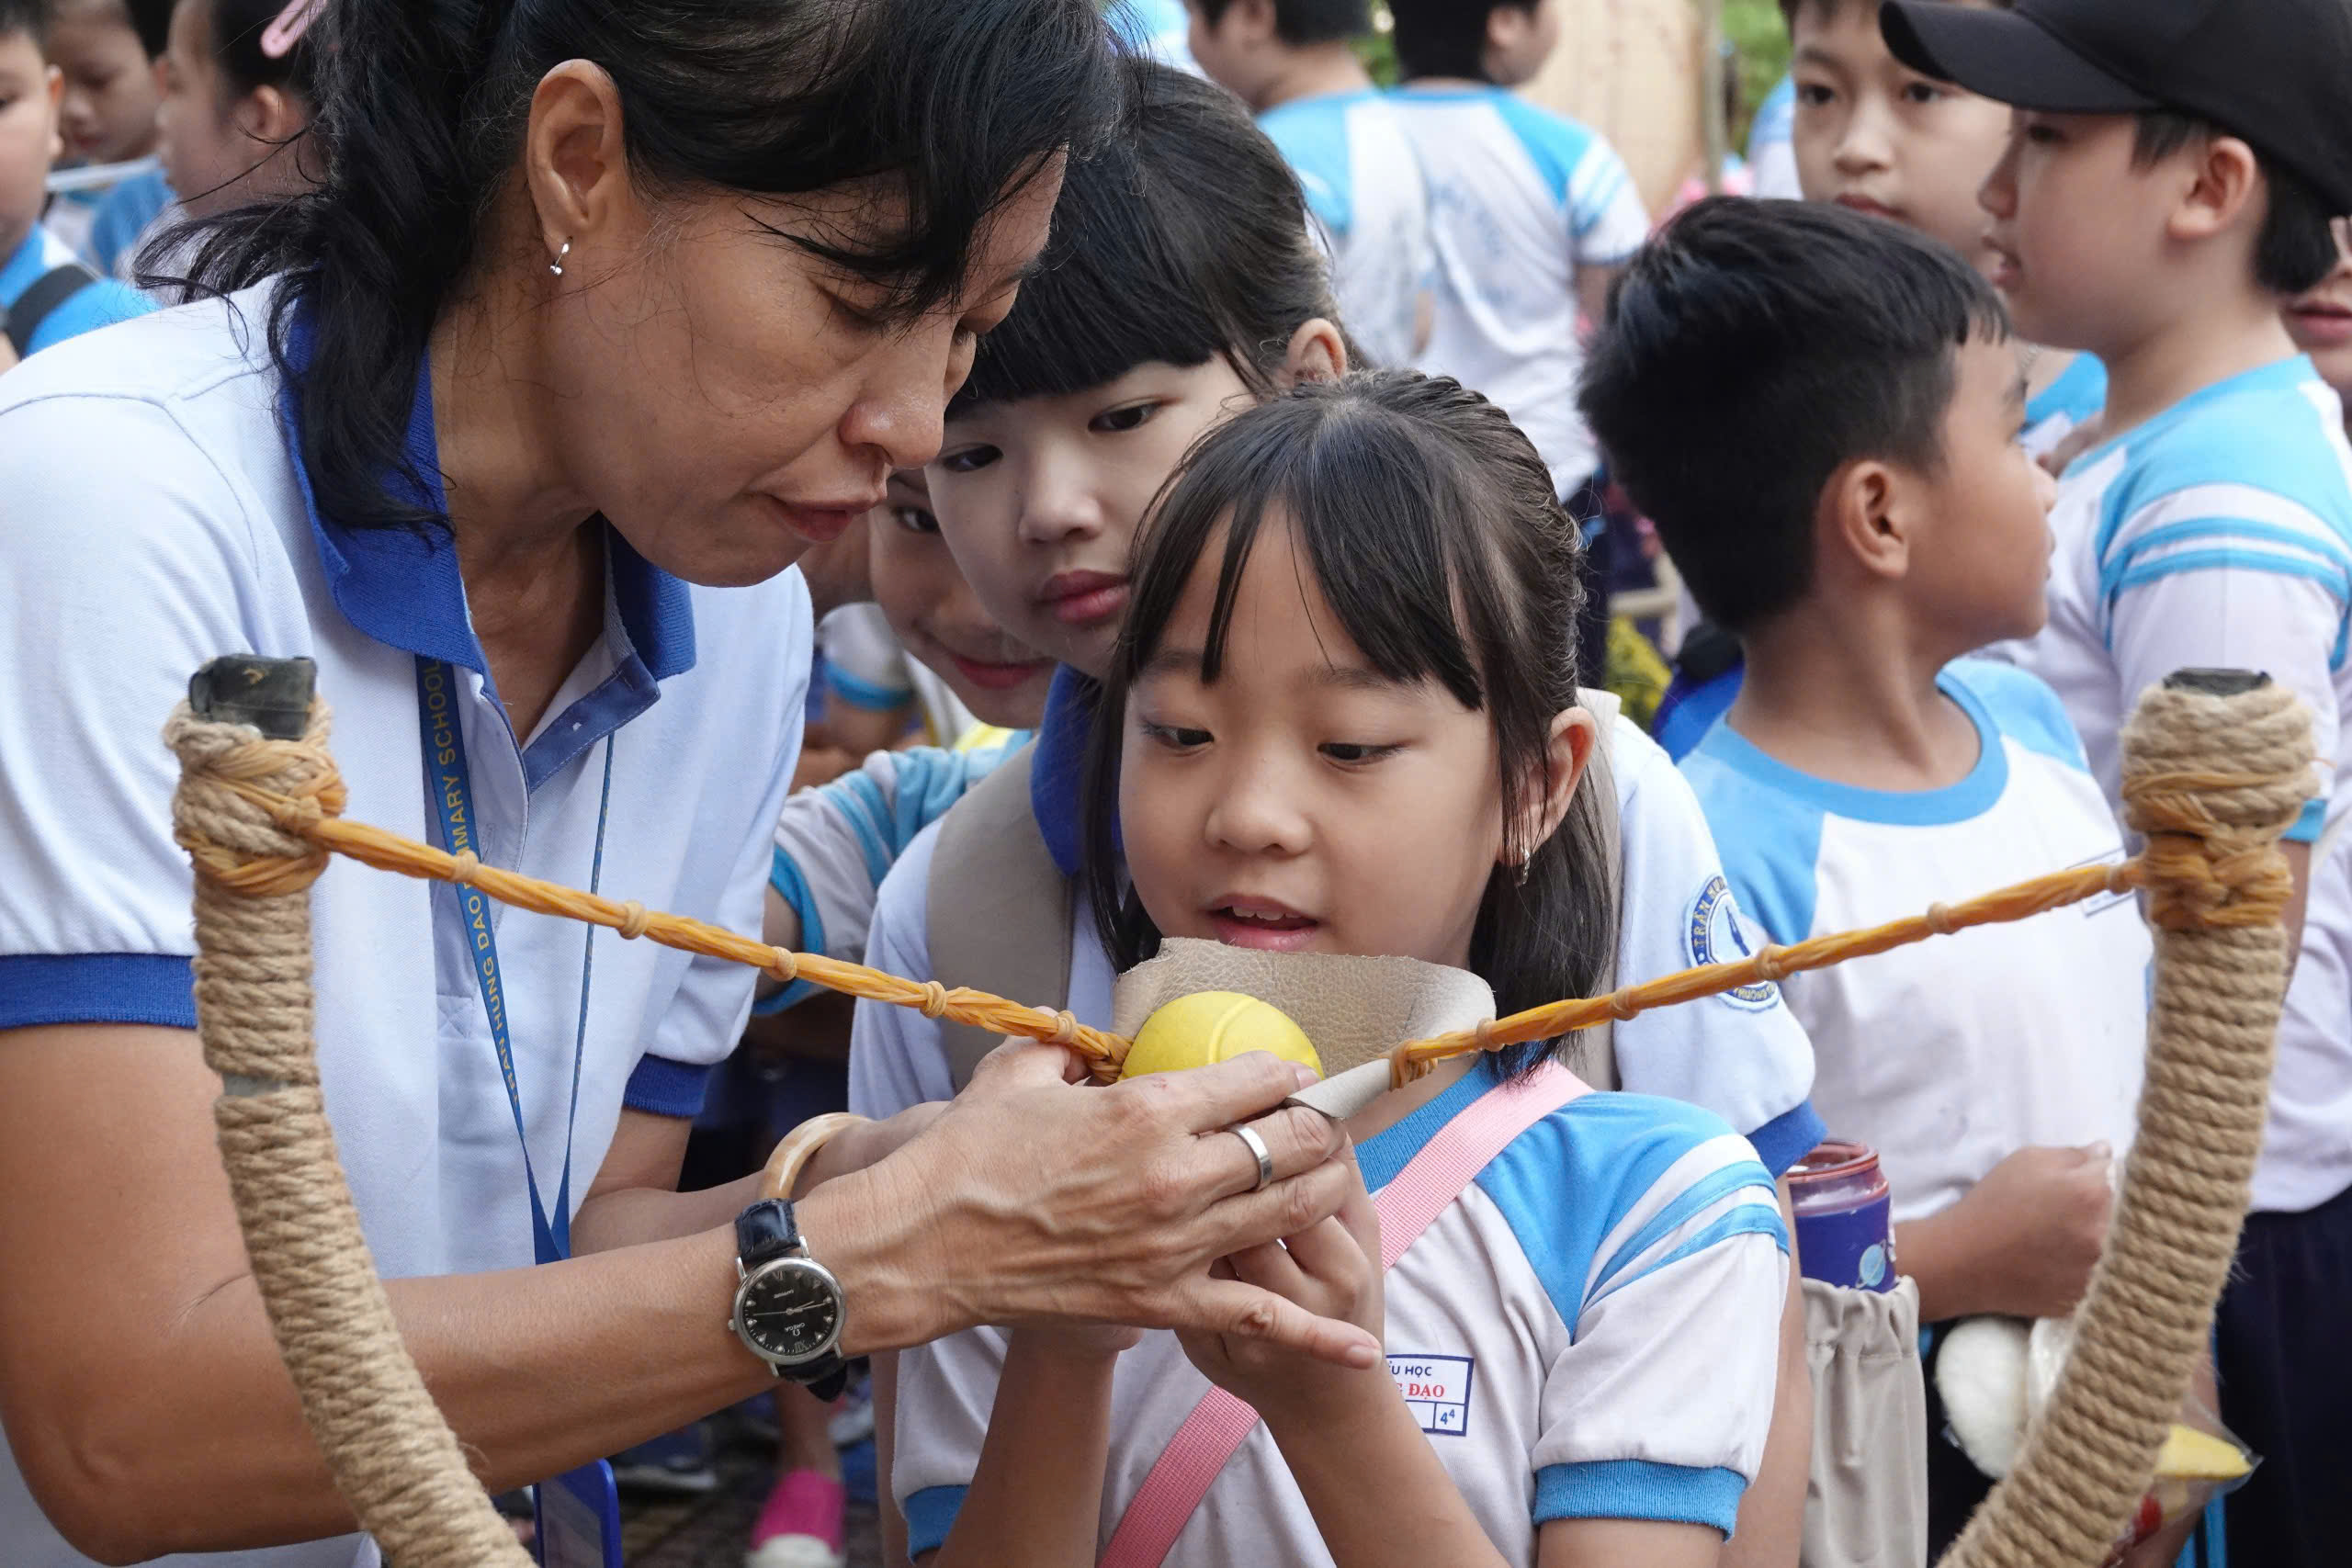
[[1789, 1141, 1897, 1292]]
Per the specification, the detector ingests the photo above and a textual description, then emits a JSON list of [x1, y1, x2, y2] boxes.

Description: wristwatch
[[728, 1199, 849, 1399]]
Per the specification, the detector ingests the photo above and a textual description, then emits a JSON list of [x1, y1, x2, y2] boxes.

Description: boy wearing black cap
[[1883, 2, 2352, 1562]]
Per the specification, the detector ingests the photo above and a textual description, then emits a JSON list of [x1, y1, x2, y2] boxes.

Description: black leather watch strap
[[736, 1197, 799, 1267], [733, 1199, 848, 1396]]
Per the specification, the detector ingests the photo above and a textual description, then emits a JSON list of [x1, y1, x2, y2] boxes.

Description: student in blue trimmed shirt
[[1185, 0, 1431, 368], [0, 0, 148, 367], [1883, 3, 2352, 1557], [1588, 196, 2186, 1564]]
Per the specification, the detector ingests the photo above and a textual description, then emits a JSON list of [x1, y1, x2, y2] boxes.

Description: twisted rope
[[165, 702, 533, 1568], [1938, 677, 2312, 1568]]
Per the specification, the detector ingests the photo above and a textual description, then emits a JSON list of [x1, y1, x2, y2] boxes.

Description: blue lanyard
[[417, 658, 614, 1267]]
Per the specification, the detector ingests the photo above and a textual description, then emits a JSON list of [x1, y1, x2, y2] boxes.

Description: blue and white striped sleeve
[[2099, 485, 2346, 841], [1530, 1115, 1789, 1538], [819, 604, 917, 712], [1566, 139, 1649, 266]]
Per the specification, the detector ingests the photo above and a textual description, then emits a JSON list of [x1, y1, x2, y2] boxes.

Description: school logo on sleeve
[[1686, 877, 1781, 1012], [1386, 1354, 1476, 1437]]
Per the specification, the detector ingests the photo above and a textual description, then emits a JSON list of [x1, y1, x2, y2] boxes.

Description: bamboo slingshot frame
[[164, 656, 2312, 1568]]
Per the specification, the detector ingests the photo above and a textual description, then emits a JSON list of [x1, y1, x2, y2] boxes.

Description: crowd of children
[[5, 0, 2350, 1564]]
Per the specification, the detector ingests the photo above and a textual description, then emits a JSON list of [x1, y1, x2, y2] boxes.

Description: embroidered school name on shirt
[[1387, 1353, 1475, 1436]]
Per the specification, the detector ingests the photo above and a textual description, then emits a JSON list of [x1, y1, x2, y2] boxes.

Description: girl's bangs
[[1125, 401, 1491, 716]]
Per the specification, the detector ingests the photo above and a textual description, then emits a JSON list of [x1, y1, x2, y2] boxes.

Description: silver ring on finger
[[1232, 1124, 1276, 1193]]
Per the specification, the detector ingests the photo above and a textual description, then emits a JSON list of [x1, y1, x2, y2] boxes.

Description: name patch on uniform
[[2067, 851, 2137, 917], [1686, 876, 1781, 1010], [1387, 1353, 1475, 1436]]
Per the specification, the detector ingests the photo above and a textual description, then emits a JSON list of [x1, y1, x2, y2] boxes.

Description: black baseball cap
[[1880, 0, 2352, 217]]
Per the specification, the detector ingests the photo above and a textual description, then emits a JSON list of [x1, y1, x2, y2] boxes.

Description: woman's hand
[[797, 1041, 1377, 1368], [1175, 1142, 1383, 1415]]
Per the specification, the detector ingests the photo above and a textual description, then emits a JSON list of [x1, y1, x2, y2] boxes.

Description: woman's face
[[923, 358, 1257, 680], [532, 167, 1064, 590]]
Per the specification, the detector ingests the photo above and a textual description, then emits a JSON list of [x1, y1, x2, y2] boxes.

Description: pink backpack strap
[[1096, 1062, 1589, 1568]]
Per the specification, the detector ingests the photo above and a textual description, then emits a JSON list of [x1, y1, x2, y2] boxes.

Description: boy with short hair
[[1584, 196, 2163, 1556], [1881, 4, 2352, 1557], [1384, 0, 1647, 502], [40, 0, 168, 270], [1183, 0, 1430, 367], [1653, 0, 2107, 763], [0, 0, 150, 367]]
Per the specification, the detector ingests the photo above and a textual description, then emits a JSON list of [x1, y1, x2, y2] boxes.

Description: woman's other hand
[[802, 1042, 1375, 1368]]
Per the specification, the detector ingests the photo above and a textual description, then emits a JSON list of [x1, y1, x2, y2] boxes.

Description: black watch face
[[739, 1258, 842, 1363]]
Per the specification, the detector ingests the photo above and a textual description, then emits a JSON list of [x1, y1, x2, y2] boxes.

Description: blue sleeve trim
[[622, 1053, 715, 1117], [827, 665, 915, 713], [752, 848, 829, 1016], [903, 1483, 969, 1558], [0, 953, 196, 1030], [1589, 1159, 1776, 1299], [2111, 547, 2351, 604], [1532, 1459, 1746, 1536], [2286, 795, 2326, 845], [1746, 1100, 1826, 1178], [1595, 1208, 1788, 1310]]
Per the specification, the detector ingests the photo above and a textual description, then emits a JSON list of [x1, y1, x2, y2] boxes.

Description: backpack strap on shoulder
[[1573, 687, 1624, 1090], [925, 743, 1077, 1089], [6, 262, 98, 358]]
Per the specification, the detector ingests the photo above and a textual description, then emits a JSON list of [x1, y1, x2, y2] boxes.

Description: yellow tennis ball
[[1121, 992, 1322, 1080]]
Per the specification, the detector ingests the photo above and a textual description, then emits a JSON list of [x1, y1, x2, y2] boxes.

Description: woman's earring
[[548, 240, 571, 278], [1512, 856, 1532, 889]]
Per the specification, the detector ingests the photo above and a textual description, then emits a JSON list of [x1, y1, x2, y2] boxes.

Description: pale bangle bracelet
[[758, 1111, 873, 1201]]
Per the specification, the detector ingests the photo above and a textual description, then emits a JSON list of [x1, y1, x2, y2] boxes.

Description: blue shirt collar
[[277, 310, 696, 685], [1030, 665, 1102, 878]]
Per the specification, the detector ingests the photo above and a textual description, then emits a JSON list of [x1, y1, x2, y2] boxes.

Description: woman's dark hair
[[1385, 0, 1535, 83], [1579, 197, 2008, 635], [1081, 370, 1616, 1077], [172, 0, 1118, 536], [951, 54, 1346, 412], [208, 0, 321, 101], [2132, 111, 2341, 296]]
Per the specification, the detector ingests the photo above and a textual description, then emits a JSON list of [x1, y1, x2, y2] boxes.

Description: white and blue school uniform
[[1679, 660, 2152, 1226], [87, 166, 174, 277], [1259, 89, 1431, 369], [2009, 355, 2352, 1217], [894, 1063, 1790, 1562], [1, 221, 152, 355], [849, 669, 1826, 1177], [757, 736, 1028, 1016], [0, 290, 808, 1568], [1745, 75, 1801, 200], [2021, 353, 2107, 462], [1388, 85, 1650, 496], [817, 602, 980, 746]]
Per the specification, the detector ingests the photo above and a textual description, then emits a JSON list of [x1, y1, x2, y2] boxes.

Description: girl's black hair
[[169, 0, 1119, 536], [1080, 370, 1617, 1077], [208, 0, 321, 100], [950, 54, 1347, 413]]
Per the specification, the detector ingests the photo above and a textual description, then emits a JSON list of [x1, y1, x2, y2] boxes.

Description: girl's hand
[[1174, 1142, 1384, 1415]]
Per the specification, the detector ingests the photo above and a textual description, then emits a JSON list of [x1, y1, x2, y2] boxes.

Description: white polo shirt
[[0, 288, 808, 1568], [1389, 85, 1650, 494], [1259, 88, 1433, 370]]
